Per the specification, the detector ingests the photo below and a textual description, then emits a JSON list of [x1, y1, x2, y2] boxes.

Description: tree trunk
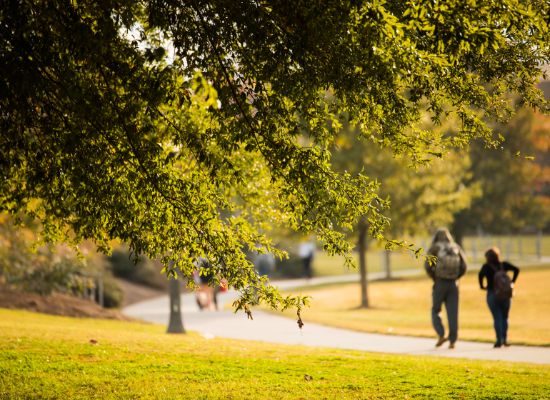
[[167, 278, 185, 334], [358, 219, 369, 308], [536, 229, 542, 260]]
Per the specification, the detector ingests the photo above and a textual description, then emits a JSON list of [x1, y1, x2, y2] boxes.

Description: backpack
[[434, 242, 462, 280], [491, 264, 513, 300]]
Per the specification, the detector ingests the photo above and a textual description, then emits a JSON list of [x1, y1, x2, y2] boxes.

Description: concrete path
[[123, 270, 550, 366]]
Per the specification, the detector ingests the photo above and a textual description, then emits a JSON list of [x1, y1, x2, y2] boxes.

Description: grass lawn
[[1, 309, 550, 399], [278, 266, 550, 346]]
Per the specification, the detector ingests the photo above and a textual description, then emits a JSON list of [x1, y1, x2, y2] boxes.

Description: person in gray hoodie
[[424, 228, 468, 349]]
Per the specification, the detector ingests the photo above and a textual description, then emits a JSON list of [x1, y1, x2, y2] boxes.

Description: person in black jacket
[[479, 247, 520, 348]]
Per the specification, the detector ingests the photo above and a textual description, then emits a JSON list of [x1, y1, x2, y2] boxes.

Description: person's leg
[[445, 281, 459, 345], [305, 256, 313, 278], [196, 292, 204, 310], [431, 281, 446, 344], [495, 301, 507, 346], [487, 291, 503, 346], [207, 286, 216, 310], [213, 286, 220, 311], [501, 297, 511, 345], [199, 284, 214, 310], [197, 286, 208, 310], [301, 257, 312, 279]]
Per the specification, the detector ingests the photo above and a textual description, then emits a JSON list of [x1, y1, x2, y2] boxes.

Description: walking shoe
[[449, 342, 455, 349], [435, 336, 448, 347], [494, 341, 502, 348], [503, 341, 511, 347]]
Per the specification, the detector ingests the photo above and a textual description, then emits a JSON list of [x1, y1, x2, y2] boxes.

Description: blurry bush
[[16, 255, 92, 296], [272, 252, 304, 278], [101, 275, 124, 308], [0, 214, 123, 308], [107, 247, 167, 290]]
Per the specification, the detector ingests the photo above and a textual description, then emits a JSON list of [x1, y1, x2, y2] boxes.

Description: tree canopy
[[453, 107, 550, 238], [332, 115, 478, 239], [1, 0, 549, 317]]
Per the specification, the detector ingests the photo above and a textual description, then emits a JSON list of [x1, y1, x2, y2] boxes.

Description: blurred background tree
[[1, 0, 549, 317], [331, 117, 478, 307], [452, 105, 550, 243], [0, 214, 123, 308]]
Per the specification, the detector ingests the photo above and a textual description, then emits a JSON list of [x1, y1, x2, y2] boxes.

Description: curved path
[[123, 271, 550, 365]]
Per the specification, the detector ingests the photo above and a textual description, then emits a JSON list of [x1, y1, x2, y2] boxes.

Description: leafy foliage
[[108, 247, 167, 289], [453, 108, 550, 237], [1, 0, 549, 314], [101, 276, 125, 308], [0, 215, 97, 297], [332, 119, 479, 239]]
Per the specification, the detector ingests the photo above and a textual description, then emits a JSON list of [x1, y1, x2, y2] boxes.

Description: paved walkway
[[123, 269, 550, 365]]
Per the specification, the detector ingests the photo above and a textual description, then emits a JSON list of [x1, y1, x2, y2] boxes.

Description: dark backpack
[[434, 242, 462, 280], [492, 264, 513, 300]]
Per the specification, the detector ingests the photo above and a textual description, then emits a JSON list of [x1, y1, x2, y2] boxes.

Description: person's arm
[[424, 246, 437, 281], [424, 259, 435, 280], [504, 261, 520, 283], [478, 265, 487, 290]]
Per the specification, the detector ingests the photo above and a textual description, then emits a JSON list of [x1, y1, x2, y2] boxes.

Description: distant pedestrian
[[479, 247, 520, 348], [424, 228, 467, 349], [254, 252, 276, 276], [298, 239, 315, 279], [194, 257, 218, 311]]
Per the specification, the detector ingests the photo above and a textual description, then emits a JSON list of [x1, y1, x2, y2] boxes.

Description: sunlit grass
[[279, 266, 550, 346], [1, 309, 550, 399]]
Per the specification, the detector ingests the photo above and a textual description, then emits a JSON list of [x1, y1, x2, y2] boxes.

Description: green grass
[[1, 309, 550, 399], [277, 266, 550, 346]]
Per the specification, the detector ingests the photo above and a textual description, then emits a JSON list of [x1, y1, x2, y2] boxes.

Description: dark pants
[[487, 290, 511, 344], [301, 256, 313, 279], [431, 279, 459, 343]]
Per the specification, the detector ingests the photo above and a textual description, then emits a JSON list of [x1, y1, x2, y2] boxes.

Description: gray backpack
[[434, 242, 462, 279]]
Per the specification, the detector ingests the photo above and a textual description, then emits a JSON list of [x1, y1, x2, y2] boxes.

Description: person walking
[[254, 252, 276, 277], [298, 239, 316, 279], [194, 257, 217, 311], [479, 247, 520, 348], [424, 228, 467, 349]]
